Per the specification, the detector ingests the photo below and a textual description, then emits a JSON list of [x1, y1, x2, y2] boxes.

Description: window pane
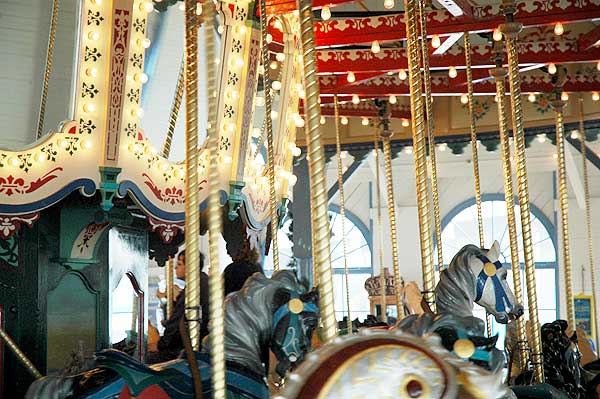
[[333, 273, 371, 321]]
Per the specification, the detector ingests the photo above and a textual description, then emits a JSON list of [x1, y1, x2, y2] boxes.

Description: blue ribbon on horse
[[272, 293, 319, 360], [474, 256, 511, 313]]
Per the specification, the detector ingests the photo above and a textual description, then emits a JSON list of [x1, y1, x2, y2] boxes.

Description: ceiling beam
[[432, 32, 464, 55], [578, 26, 600, 51], [434, 0, 473, 17]]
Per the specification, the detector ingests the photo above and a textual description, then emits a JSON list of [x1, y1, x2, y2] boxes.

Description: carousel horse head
[[204, 269, 319, 378], [436, 241, 523, 324]]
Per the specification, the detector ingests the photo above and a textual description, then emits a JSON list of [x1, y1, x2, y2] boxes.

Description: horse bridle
[[474, 255, 512, 313]]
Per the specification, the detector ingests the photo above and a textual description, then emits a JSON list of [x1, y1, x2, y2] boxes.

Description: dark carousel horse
[[26, 270, 319, 399]]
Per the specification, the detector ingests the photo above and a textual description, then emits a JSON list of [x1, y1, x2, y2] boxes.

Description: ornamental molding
[[0, 213, 40, 240]]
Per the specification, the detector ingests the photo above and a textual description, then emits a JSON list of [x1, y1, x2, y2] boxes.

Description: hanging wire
[[490, 60, 529, 371], [418, 0, 444, 274], [374, 133, 387, 323], [333, 95, 353, 334], [579, 96, 600, 352], [500, 9, 544, 382], [162, 58, 186, 158], [36, 0, 60, 139], [404, 0, 435, 311], [551, 94, 574, 328], [203, 0, 226, 397], [297, 0, 337, 342]]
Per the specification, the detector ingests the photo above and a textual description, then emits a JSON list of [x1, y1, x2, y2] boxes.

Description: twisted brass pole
[[490, 64, 529, 371], [36, 0, 60, 139], [203, 1, 225, 397], [500, 7, 544, 381], [579, 97, 599, 351], [333, 95, 352, 334], [0, 326, 42, 379], [183, 0, 201, 351], [551, 97, 575, 328], [418, 0, 443, 273], [404, 0, 435, 310], [166, 257, 174, 319], [162, 58, 185, 158], [259, 0, 279, 272], [297, 0, 337, 342], [374, 135, 387, 323]]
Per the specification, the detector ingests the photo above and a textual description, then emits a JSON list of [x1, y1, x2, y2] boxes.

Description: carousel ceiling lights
[[270, 61, 278, 70], [548, 63, 557, 75], [272, 80, 282, 90], [140, 1, 153, 12], [362, 117, 369, 126], [88, 31, 100, 41], [536, 133, 547, 143], [320, 116, 326, 124], [493, 28, 503, 42], [528, 93, 536, 103], [570, 130, 580, 139], [388, 94, 397, 104], [593, 92, 600, 101], [352, 94, 360, 104], [266, 34, 273, 44], [401, 118, 410, 127], [347, 71, 356, 83], [460, 93, 468, 104], [437, 143, 447, 152], [341, 116, 349, 125], [561, 92, 569, 101], [371, 40, 381, 54], [398, 69, 407, 80], [383, 0, 394, 9], [554, 22, 564, 36], [448, 66, 457, 78], [431, 35, 441, 49], [321, 5, 331, 21], [85, 67, 98, 78], [276, 53, 285, 62], [195, 2, 202, 15], [597, 60, 600, 71]]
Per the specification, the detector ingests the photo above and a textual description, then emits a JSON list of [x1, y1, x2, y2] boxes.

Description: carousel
[[1, 0, 600, 397]]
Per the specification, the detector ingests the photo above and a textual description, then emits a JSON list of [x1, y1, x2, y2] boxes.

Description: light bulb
[[195, 2, 202, 15], [320, 116, 326, 125], [593, 92, 600, 101], [217, 25, 224, 34], [431, 35, 441, 49], [59, 139, 69, 149], [90, 0, 102, 5], [460, 93, 468, 104], [383, 0, 394, 9], [398, 69, 407, 80], [134, 107, 144, 118], [347, 71, 355, 83], [561, 92, 569, 101], [88, 31, 100, 41], [341, 116, 348, 125], [292, 147, 301, 157], [548, 63, 557, 75], [270, 61, 278, 70], [536, 133, 547, 143], [402, 118, 410, 127], [352, 94, 360, 104], [298, 89, 305, 99], [83, 103, 95, 113], [140, 1, 154, 12], [271, 110, 278, 119], [371, 40, 380, 54], [223, 155, 233, 164], [266, 34, 272, 44], [448, 66, 457, 78], [554, 22, 564, 36], [437, 143, 447, 152], [272, 80, 282, 91], [86, 67, 98, 78], [362, 117, 369, 126], [528, 93, 536, 103], [597, 61, 600, 71], [388, 94, 397, 104], [321, 5, 331, 20], [570, 130, 580, 139], [81, 138, 93, 149], [340, 151, 347, 159], [288, 174, 298, 186], [403, 146, 413, 154], [139, 38, 151, 48], [294, 114, 305, 127], [9, 157, 20, 167], [276, 53, 285, 62], [493, 28, 502, 42]]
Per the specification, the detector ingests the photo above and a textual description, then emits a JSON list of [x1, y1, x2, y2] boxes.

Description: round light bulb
[[570, 130, 580, 139], [536, 133, 547, 143], [554, 22, 564, 36], [352, 94, 360, 104], [195, 2, 202, 15], [362, 117, 369, 126], [388, 94, 397, 104], [548, 63, 557, 75], [86, 67, 97, 78], [402, 118, 410, 127], [371, 40, 381, 54], [460, 93, 468, 104], [383, 0, 394, 9], [9, 157, 20, 167], [493, 28, 503, 42], [141, 1, 154, 12], [431, 35, 441, 49], [340, 116, 348, 125], [270, 61, 278, 70], [448, 66, 457, 78], [528, 93, 536, 103], [139, 38, 151, 48], [217, 25, 224, 34], [321, 5, 331, 20], [59, 139, 69, 149], [272, 80, 282, 91], [561, 92, 569, 101], [276, 53, 285, 62], [398, 69, 407, 80], [88, 31, 100, 41], [320, 116, 326, 125], [35, 152, 46, 163], [593, 92, 600, 102], [83, 103, 95, 113], [292, 147, 302, 157], [403, 146, 413, 154], [266, 34, 272, 44], [135, 107, 145, 118], [437, 143, 447, 152], [81, 138, 93, 149], [347, 71, 355, 83]]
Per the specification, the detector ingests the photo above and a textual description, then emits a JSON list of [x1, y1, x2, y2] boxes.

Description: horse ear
[[300, 288, 319, 305], [486, 240, 501, 262]]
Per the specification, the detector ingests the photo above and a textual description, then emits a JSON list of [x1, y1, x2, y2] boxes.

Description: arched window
[[437, 196, 558, 342]]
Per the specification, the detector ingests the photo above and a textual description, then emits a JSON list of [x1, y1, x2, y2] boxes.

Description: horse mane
[[435, 244, 480, 317], [202, 270, 305, 376]]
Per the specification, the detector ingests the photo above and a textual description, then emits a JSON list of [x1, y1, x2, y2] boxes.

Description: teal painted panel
[[0, 236, 18, 267]]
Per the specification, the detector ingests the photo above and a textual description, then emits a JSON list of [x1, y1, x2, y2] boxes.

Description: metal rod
[[36, 0, 60, 139], [374, 135, 387, 323], [551, 96, 574, 328], [500, 7, 544, 381], [579, 96, 600, 352], [183, 0, 201, 352], [166, 257, 174, 319], [490, 64, 529, 371], [404, 0, 435, 311], [333, 95, 353, 334], [297, 0, 337, 342], [162, 58, 186, 158], [418, 0, 443, 274], [0, 326, 42, 379]]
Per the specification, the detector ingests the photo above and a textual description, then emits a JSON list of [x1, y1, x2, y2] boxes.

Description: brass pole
[[490, 62, 529, 371], [404, 0, 435, 311], [183, 0, 201, 351], [166, 257, 174, 319], [297, 0, 337, 342], [162, 58, 185, 158], [551, 96, 574, 328], [36, 0, 60, 139], [203, 1, 226, 397], [500, 3, 544, 381], [333, 95, 353, 334], [374, 135, 387, 323], [418, 0, 444, 273], [579, 97, 599, 351], [0, 327, 42, 379]]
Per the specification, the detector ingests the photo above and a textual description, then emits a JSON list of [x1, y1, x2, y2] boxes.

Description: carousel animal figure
[[26, 270, 320, 399]]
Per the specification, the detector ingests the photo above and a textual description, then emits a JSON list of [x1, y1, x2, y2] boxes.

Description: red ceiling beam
[[316, 41, 600, 74], [265, 0, 352, 16], [579, 26, 600, 51], [299, 101, 411, 118], [271, 1, 600, 47]]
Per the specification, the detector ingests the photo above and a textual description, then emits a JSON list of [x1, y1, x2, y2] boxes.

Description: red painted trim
[[264, 0, 352, 15], [579, 26, 600, 51]]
